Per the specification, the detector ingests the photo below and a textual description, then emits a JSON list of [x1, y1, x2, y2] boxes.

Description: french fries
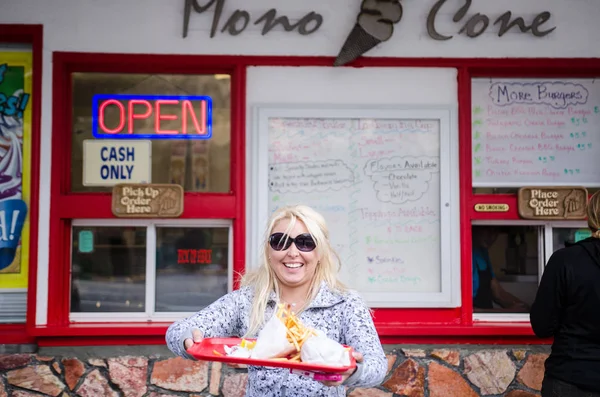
[[275, 303, 317, 362], [216, 304, 318, 363]]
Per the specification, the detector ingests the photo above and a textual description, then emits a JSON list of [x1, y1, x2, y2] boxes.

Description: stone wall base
[[0, 345, 550, 396]]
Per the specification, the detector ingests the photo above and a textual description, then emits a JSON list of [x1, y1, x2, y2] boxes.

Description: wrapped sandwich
[[222, 303, 351, 367], [300, 331, 351, 367]]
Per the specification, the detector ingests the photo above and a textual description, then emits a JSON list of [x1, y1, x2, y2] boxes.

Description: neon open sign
[[92, 94, 213, 140]]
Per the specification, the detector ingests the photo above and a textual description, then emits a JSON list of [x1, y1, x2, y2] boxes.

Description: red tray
[[187, 337, 356, 374]]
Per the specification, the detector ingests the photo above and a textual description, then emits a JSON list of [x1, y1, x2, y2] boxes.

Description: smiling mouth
[[284, 263, 304, 269]]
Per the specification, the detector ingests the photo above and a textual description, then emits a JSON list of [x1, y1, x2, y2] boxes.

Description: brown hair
[[587, 191, 600, 238]]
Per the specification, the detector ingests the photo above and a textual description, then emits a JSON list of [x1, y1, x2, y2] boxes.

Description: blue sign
[[0, 199, 27, 271]]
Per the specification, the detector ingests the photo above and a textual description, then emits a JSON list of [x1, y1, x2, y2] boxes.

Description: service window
[[70, 221, 231, 321], [470, 76, 600, 322], [471, 223, 543, 317], [545, 221, 590, 254], [49, 63, 242, 327]]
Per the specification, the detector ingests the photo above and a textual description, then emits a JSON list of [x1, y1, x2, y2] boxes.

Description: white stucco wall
[[1, 0, 599, 324], [2, 0, 598, 58]]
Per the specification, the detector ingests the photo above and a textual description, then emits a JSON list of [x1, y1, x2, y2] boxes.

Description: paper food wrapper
[[300, 331, 351, 366], [334, 24, 382, 67], [250, 314, 295, 359]]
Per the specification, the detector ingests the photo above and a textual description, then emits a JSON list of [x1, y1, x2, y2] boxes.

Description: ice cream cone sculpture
[[335, 0, 403, 66]]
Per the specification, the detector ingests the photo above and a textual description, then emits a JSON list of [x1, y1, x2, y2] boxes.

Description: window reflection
[[71, 227, 146, 313], [472, 225, 539, 313], [552, 227, 591, 253], [155, 227, 228, 312], [71, 73, 231, 193]]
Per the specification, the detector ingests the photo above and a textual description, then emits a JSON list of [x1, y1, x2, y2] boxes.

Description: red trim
[[56, 194, 236, 219], [0, 324, 36, 344], [458, 67, 473, 325], [232, 64, 247, 289], [46, 52, 600, 344], [0, 25, 43, 342], [49, 52, 246, 329], [37, 336, 167, 347], [48, 52, 70, 326], [38, 335, 549, 347], [379, 336, 551, 345]]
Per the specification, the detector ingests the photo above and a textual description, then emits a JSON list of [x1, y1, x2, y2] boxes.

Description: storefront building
[[1, 0, 600, 395]]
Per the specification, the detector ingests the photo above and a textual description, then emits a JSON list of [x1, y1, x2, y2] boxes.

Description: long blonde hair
[[241, 205, 347, 336], [588, 191, 600, 239]]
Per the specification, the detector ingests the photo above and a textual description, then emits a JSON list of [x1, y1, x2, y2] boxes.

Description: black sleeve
[[530, 250, 567, 338]]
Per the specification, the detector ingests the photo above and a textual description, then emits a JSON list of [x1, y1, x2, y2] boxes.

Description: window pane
[[71, 73, 231, 193], [71, 226, 146, 313], [472, 225, 540, 313], [155, 227, 228, 312], [552, 227, 591, 252]]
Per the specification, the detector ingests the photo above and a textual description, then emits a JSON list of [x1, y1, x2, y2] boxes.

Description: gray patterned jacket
[[165, 282, 387, 397]]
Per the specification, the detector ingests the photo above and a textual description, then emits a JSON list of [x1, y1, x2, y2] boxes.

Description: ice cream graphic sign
[[0, 53, 32, 277], [335, 0, 403, 67]]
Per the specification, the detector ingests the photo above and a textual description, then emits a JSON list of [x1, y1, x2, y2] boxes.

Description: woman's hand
[[184, 329, 203, 350], [185, 330, 245, 368], [320, 351, 363, 387]]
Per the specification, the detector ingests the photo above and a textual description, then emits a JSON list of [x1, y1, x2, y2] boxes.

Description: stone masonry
[[0, 346, 549, 396]]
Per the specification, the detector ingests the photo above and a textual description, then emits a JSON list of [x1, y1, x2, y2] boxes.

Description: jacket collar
[[267, 281, 345, 309]]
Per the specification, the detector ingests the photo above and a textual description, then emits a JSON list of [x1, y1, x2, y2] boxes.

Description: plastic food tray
[[187, 337, 356, 374]]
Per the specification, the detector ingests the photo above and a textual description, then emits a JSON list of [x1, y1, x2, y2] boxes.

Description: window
[[155, 226, 229, 312], [70, 221, 231, 321], [49, 54, 244, 331], [471, 224, 542, 317], [469, 75, 599, 322], [71, 73, 231, 193]]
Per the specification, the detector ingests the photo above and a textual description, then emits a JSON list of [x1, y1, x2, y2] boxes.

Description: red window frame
[[40, 52, 247, 342], [0, 24, 42, 344], [38, 52, 600, 346]]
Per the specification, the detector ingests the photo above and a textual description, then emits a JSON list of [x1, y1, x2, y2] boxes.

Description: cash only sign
[[83, 94, 212, 217]]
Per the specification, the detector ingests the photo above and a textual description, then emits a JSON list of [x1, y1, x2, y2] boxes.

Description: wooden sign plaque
[[518, 186, 588, 220], [112, 184, 184, 218]]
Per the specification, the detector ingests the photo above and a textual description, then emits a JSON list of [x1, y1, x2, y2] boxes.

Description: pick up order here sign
[[83, 140, 152, 186]]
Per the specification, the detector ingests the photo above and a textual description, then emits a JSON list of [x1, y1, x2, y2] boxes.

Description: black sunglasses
[[269, 232, 316, 252]]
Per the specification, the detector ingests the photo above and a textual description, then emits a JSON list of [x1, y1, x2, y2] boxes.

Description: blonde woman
[[166, 205, 387, 396], [531, 191, 600, 396]]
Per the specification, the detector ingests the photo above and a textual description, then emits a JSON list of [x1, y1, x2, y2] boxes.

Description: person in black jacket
[[530, 191, 600, 397]]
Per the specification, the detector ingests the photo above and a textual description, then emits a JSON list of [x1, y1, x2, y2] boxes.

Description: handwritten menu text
[[472, 79, 600, 186], [268, 118, 441, 294]]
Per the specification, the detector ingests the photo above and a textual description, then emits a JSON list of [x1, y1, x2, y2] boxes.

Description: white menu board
[[253, 107, 459, 308], [472, 79, 600, 187]]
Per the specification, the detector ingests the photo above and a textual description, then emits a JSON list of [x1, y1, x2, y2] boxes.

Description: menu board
[[472, 79, 600, 187], [254, 108, 457, 307]]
